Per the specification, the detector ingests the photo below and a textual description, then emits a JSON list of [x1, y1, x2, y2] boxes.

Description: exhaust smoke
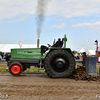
[[36, 0, 49, 47]]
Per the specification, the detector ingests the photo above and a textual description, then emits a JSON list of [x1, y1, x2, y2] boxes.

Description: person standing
[[5, 53, 11, 62], [5, 53, 11, 71], [0, 55, 2, 63]]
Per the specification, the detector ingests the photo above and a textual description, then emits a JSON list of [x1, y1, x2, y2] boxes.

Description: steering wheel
[[47, 44, 51, 47]]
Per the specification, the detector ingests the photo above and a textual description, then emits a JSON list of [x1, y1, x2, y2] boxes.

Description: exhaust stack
[[37, 39, 39, 48]]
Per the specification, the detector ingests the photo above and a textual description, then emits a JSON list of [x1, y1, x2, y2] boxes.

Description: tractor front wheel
[[9, 62, 23, 76]]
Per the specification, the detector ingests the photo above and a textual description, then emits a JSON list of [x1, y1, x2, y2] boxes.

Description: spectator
[[0, 55, 2, 62], [5, 53, 11, 62], [76, 56, 80, 59], [1, 53, 3, 58], [3, 53, 5, 58]]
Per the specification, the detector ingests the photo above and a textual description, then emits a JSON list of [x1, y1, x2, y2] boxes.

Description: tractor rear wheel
[[44, 50, 75, 78], [9, 62, 23, 76]]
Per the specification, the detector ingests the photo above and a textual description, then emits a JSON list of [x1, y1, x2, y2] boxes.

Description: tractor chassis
[[7, 58, 44, 68]]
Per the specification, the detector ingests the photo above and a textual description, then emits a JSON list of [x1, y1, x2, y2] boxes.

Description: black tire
[[9, 62, 23, 76], [44, 50, 75, 78]]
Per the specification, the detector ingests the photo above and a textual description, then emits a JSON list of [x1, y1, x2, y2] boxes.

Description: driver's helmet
[[58, 38, 61, 41]]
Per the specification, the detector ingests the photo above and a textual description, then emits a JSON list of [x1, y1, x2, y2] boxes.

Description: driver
[[52, 38, 63, 47]]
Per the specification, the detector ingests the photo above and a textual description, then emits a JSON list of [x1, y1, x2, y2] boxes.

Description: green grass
[[97, 63, 100, 65], [0, 67, 99, 73], [0, 67, 7, 71], [76, 63, 82, 65], [0, 67, 45, 72], [25, 68, 45, 72], [76, 63, 100, 65], [96, 69, 99, 72]]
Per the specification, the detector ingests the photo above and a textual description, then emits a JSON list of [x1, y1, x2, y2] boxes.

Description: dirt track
[[0, 63, 100, 100]]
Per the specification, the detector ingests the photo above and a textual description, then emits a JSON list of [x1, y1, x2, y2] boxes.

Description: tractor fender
[[45, 48, 74, 58]]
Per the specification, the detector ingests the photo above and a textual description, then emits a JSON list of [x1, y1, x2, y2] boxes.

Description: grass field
[[96, 69, 100, 72], [0, 67, 7, 71], [97, 63, 100, 65], [0, 67, 45, 72], [0, 62, 100, 72], [0, 67, 99, 73]]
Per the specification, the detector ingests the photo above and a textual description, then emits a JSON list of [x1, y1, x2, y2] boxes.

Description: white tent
[[78, 47, 95, 55], [0, 44, 37, 52], [80, 47, 85, 53], [88, 50, 96, 55]]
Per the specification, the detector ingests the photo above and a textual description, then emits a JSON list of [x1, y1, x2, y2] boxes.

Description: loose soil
[[0, 63, 100, 100]]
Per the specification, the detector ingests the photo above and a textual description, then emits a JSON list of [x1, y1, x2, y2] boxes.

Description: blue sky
[[0, 0, 100, 51]]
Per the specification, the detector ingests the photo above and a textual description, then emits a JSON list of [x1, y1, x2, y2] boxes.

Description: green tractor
[[8, 35, 75, 78]]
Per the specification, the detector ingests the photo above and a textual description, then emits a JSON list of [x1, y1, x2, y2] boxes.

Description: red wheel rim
[[11, 65, 21, 74]]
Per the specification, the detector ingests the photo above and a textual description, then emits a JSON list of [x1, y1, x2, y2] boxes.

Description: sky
[[0, 0, 100, 51]]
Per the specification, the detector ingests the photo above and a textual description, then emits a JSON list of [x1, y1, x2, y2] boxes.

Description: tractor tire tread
[[44, 50, 75, 78]]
